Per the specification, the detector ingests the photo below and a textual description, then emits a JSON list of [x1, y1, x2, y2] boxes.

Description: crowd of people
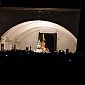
[[0, 49, 82, 64]]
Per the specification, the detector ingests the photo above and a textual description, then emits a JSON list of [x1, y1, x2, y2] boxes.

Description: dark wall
[[1, 0, 80, 8], [77, 0, 85, 54], [0, 7, 80, 38], [0, 0, 1, 6]]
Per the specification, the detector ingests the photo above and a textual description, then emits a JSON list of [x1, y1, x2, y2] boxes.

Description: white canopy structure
[[0, 20, 77, 53]]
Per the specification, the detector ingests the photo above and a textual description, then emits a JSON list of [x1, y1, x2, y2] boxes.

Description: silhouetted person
[[26, 47, 29, 52], [14, 44, 16, 51], [30, 46, 31, 51]]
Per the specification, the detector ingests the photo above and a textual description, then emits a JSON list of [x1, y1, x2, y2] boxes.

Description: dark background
[[0, 0, 81, 52], [0, 0, 85, 81], [1, 0, 81, 8], [0, 8, 80, 38]]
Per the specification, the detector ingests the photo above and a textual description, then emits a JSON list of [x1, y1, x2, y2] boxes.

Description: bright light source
[[61, 50, 63, 52], [6, 54, 8, 57], [69, 59, 72, 62], [1, 20, 77, 53]]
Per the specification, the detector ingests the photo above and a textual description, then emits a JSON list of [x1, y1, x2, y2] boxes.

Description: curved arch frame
[[1, 20, 76, 41], [1, 20, 77, 52]]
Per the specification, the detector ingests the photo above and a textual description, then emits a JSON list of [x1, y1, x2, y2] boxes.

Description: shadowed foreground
[[0, 50, 81, 65], [0, 50, 84, 80]]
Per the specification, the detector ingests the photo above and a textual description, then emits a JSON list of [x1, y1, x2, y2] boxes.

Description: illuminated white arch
[[1, 20, 77, 53]]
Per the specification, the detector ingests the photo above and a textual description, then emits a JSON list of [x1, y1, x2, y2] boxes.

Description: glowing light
[[1, 20, 77, 53], [6, 54, 8, 57], [61, 50, 63, 52], [68, 59, 72, 62]]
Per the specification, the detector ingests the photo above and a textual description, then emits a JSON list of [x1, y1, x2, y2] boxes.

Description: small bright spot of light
[[69, 59, 72, 62], [61, 50, 63, 52], [6, 54, 8, 57]]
